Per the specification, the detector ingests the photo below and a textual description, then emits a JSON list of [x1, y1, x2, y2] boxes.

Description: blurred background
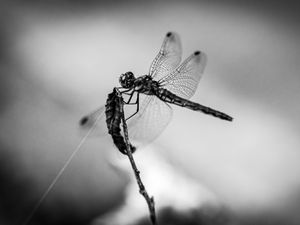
[[1, 0, 300, 224]]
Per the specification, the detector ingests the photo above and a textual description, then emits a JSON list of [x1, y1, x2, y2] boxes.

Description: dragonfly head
[[119, 71, 135, 88]]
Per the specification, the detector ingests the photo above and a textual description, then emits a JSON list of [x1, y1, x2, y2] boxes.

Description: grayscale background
[[1, 0, 300, 224]]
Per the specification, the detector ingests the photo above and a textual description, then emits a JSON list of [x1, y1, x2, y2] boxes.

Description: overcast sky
[[1, 1, 300, 225]]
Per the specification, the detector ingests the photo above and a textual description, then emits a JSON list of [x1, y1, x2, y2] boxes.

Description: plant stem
[[119, 96, 157, 225]]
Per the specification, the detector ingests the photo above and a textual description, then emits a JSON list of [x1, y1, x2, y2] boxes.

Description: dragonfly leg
[[119, 88, 135, 96], [125, 93, 140, 121], [123, 91, 135, 104], [124, 92, 134, 104], [118, 87, 130, 92]]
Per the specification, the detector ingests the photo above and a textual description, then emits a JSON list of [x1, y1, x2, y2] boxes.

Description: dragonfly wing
[[79, 105, 108, 137], [159, 51, 207, 99], [127, 94, 173, 147], [79, 95, 173, 145], [149, 32, 182, 81]]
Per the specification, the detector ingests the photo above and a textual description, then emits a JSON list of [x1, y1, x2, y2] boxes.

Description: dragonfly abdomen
[[156, 88, 233, 121], [105, 88, 136, 154]]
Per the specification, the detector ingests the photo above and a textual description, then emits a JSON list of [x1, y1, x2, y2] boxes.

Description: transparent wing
[[149, 32, 182, 81], [159, 51, 207, 99], [79, 95, 173, 146], [127, 94, 173, 147], [79, 105, 108, 137]]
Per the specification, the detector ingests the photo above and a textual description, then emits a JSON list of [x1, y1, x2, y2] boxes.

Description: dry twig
[[118, 91, 157, 225]]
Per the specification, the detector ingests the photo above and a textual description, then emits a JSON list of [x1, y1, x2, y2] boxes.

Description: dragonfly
[[25, 32, 236, 225], [80, 32, 233, 151]]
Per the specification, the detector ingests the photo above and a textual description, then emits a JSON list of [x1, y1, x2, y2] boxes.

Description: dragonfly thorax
[[133, 75, 159, 94], [119, 71, 136, 88], [120, 72, 159, 95]]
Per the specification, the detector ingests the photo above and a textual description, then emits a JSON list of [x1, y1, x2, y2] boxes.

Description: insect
[[80, 32, 233, 150]]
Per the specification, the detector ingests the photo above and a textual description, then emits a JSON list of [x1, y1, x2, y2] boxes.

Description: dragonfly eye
[[119, 71, 135, 88]]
